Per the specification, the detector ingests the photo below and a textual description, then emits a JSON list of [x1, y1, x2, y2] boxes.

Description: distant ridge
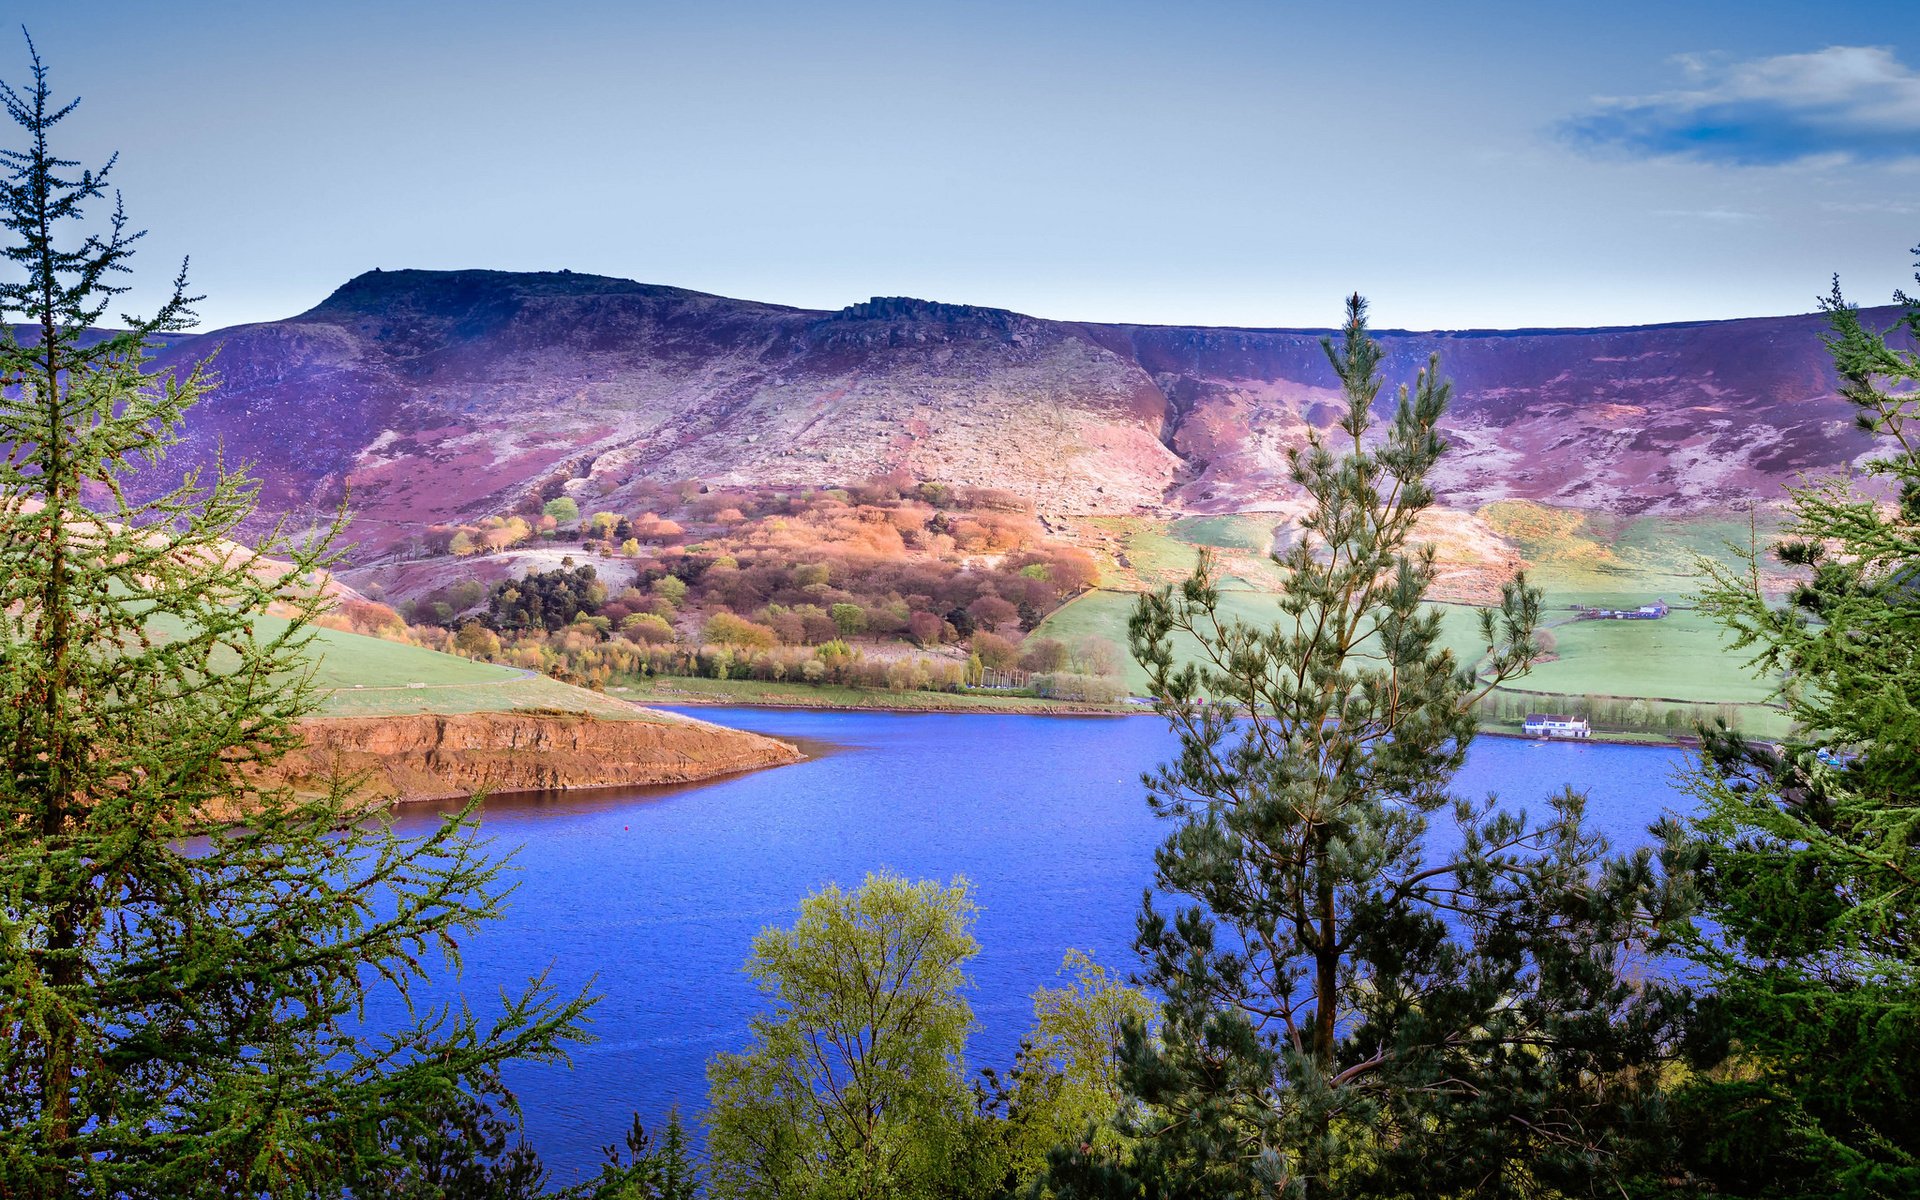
[[106, 267, 1891, 561]]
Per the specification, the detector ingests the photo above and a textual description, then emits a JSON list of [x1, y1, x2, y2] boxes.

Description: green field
[[1041, 588, 1493, 697], [1168, 514, 1276, 553], [1523, 609, 1774, 704], [294, 622, 654, 719], [150, 613, 656, 721], [1044, 505, 1794, 740]]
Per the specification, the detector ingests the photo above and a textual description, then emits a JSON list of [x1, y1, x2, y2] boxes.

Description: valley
[[94, 267, 1881, 744]]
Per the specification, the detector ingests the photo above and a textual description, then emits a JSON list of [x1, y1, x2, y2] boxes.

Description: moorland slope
[[129, 270, 1889, 558]]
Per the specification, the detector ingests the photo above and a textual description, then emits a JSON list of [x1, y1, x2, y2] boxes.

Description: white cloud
[[1563, 45, 1920, 166]]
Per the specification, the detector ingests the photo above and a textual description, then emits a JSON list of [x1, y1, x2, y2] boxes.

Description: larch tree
[[0, 42, 591, 1197], [1668, 260, 1920, 1198], [1045, 296, 1690, 1200]]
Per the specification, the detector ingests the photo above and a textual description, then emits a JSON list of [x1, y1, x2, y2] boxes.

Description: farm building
[[1523, 713, 1592, 739], [1576, 599, 1669, 621]]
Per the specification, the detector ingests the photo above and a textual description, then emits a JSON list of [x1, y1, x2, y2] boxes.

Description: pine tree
[[0, 41, 590, 1197], [1669, 259, 1920, 1197], [1048, 297, 1688, 1199]]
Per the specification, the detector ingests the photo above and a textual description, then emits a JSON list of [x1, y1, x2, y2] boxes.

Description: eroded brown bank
[[271, 710, 803, 804]]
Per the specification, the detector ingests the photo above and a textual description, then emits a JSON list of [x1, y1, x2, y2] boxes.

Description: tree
[[703, 610, 778, 651], [972, 951, 1157, 1189], [1017, 637, 1068, 674], [1055, 296, 1686, 1199], [544, 496, 580, 526], [576, 1112, 701, 1200], [1666, 260, 1920, 1197], [831, 601, 867, 636], [0, 44, 589, 1195], [455, 620, 503, 658], [706, 872, 979, 1200]]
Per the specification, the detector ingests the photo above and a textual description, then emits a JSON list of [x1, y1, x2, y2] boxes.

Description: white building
[[1523, 713, 1591, 739]]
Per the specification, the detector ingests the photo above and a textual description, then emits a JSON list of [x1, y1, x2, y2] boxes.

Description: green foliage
[[706, 872, 979, 1200], [490, 564, 606, 633], [544, 496, 581, 525], [574, 1112, 701, 1200], [653, 574, 689, 605], [0, 46, 589, 1195], [794, 561, 831, 589], [831, 601, 867, 635], [978, 952, 1157, 1185], [587, 510, 623, 537], [1666, 260, 1920, 1198], [703, 610, 778, 650], [1064, 296, 1687, 1199], [455, 620, 503, 658]]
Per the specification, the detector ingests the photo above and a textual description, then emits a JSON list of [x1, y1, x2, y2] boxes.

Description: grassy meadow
[[152, 611, 657, 721], [1043, 503, 1791, 741]]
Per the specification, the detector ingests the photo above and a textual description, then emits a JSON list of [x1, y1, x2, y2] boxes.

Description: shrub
[[703, 611, 778, 651], [1019, 637, 1069, 674], [830, 602, 866, 636], [620, 613, 676, 645], [1031, 672, 1127, 703], [972, 631, 1020, 671]]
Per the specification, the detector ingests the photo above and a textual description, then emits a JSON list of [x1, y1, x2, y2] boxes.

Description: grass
[[1043, 505, 1796, 741], [147, 612, 659, 721], [1168, 514, 1275, 553], [1041, 588, 1493, 697], [1524, 609, 1776, 704]]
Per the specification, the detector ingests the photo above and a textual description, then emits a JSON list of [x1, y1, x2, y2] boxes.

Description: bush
[[830, 602, 866, 636], [703, 611, 778, 651], [621, 613, 677, 645], [1032, 672, 1127, 703], [1019, 637, 1069, 673]]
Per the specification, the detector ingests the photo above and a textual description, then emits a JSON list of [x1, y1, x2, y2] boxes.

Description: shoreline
[[629, 684, 1704, 747], [640, 693, 1142, 718], [277, 709, 805, 806]]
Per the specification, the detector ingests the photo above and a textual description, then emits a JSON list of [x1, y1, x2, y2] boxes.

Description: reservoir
[[378, 708, 1692, 1182]]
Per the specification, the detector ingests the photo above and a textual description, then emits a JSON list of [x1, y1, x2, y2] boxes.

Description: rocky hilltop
[[134, 269, 1891, 557]]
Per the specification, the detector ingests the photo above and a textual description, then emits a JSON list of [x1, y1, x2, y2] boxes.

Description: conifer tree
[[1669, 260, 1920, 1198], [0, 41, 590, 1197], [1047, 297, 1688, 1199]]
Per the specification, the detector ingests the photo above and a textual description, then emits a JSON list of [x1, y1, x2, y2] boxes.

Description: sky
[[13, 0, 1920, 332]]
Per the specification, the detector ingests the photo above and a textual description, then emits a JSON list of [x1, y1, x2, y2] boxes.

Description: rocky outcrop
[[272, 710, 802, 804]]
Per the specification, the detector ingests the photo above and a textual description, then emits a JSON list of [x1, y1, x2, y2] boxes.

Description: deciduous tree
[[706, 873, 979, 1200]]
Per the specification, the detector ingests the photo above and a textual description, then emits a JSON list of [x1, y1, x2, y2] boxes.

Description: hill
[[130, 269, 1890, 562], [281, 619, 802, 801]]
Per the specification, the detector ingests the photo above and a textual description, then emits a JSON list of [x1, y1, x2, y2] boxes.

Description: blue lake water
[[376, 708, 1692, 1184]]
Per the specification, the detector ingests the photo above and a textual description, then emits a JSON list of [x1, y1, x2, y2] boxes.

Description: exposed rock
[[270, 709, 803, 805]]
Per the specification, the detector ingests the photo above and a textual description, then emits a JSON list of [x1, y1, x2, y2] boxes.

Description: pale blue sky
[[16, 0, 1920, 331]]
